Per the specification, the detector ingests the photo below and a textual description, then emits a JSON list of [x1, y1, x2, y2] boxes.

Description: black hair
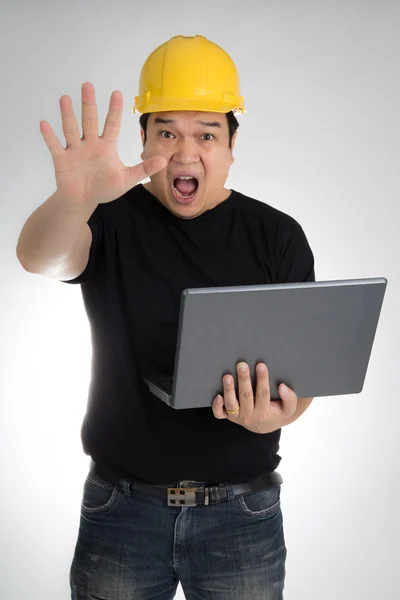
[[139, 111, 239, 149]]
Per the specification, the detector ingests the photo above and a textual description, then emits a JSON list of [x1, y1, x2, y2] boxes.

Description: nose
[[172, 136, 200, 165]]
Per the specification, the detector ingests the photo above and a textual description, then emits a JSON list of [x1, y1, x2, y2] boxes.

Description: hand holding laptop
[[211, 360, 299, 434]]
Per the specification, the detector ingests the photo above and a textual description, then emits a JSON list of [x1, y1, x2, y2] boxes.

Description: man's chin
[[166, 193, 205, 219]]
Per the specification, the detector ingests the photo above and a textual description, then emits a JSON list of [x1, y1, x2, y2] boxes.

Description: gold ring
[[226, 405, 240, 415]]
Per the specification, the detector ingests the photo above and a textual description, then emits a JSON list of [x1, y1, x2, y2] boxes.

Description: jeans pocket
[[235, 484, 281, 518], [81, 470, 120, 516]]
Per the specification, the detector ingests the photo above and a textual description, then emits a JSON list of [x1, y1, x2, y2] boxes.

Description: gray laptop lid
[[147, 277, 387, 410]]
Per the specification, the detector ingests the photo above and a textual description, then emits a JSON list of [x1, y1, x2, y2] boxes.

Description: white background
[[2, 1, 399, 598]]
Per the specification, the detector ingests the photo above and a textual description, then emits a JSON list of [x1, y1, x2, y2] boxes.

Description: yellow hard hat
[[132, 35, 245, 115]]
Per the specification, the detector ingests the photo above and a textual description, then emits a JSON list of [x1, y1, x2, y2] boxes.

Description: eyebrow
[[154, 117, 222, 128]]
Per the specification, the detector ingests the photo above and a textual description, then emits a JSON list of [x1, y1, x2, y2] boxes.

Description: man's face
[[140, 111, 237, 219]]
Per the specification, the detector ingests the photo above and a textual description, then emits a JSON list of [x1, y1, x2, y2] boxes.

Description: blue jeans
[[70, 463, 287, 599]]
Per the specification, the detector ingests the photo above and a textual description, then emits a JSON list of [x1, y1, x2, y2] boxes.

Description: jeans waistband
[[89, 460, 283, 507]]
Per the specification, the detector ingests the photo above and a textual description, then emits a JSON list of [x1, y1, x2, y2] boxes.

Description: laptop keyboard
[[153, 377, 173, 394]]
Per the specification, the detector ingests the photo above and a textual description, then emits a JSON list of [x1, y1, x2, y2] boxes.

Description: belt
[[91, 461, 283, 508]]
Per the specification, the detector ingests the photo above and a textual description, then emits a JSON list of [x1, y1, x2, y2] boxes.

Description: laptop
[[143, 277, 387, 410]]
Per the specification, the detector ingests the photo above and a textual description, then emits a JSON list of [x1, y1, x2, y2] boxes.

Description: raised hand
[[40, 82, 167, 207]]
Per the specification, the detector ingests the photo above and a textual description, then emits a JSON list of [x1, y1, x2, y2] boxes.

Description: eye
[[160, 131, 175, 139], [202, 133, 215, 141]]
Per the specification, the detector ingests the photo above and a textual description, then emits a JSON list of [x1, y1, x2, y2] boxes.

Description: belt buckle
[[167, 485, 197, 507]]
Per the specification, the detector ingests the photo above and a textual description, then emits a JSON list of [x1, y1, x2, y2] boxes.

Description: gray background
[[2, 0, 399, 598]]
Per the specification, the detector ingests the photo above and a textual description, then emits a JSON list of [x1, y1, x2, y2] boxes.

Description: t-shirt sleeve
[[275, 220, 315, 283], [60, 204, 104, 285]]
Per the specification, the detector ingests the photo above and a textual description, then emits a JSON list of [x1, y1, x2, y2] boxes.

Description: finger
[[279, 384, 298, 416], [59, 93, 81, 149], [212, 395, 227, 419], [223, 374, 239, 415], [101, 86, 124, 144], [143, 155, 168, 177], [39, 120, 65, 162], [254, 363, 270, 415], [236, 362, 254, 415], [126, 156, 168, 190], [81, 82, 100, 142]]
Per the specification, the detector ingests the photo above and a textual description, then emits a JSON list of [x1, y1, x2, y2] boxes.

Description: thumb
[[280, 385, 298, 417], [143, 155, 168, 177], [125, 155, 168, 190]]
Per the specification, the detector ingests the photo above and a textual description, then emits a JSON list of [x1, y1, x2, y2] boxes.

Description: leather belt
[[90, 461, 283, 508]]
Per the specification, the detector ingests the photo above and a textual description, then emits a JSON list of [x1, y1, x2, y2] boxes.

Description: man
[[17, 35, 315, 600]]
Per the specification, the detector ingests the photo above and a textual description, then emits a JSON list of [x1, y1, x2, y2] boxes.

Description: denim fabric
[[70, 464, 287, 599]]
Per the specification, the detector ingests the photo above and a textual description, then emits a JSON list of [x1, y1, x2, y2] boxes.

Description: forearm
[[16, 189, 97, 274]]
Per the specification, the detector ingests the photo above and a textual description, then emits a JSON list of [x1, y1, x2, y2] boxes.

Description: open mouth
[[172, 176, 199, 204]]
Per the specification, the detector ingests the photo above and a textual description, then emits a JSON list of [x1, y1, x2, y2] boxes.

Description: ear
[[140, 129, 145, 161], [230, 131, 237, 165]]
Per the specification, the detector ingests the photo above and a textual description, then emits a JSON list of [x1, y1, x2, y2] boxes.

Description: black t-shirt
[[62, 184, 315, 485]]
